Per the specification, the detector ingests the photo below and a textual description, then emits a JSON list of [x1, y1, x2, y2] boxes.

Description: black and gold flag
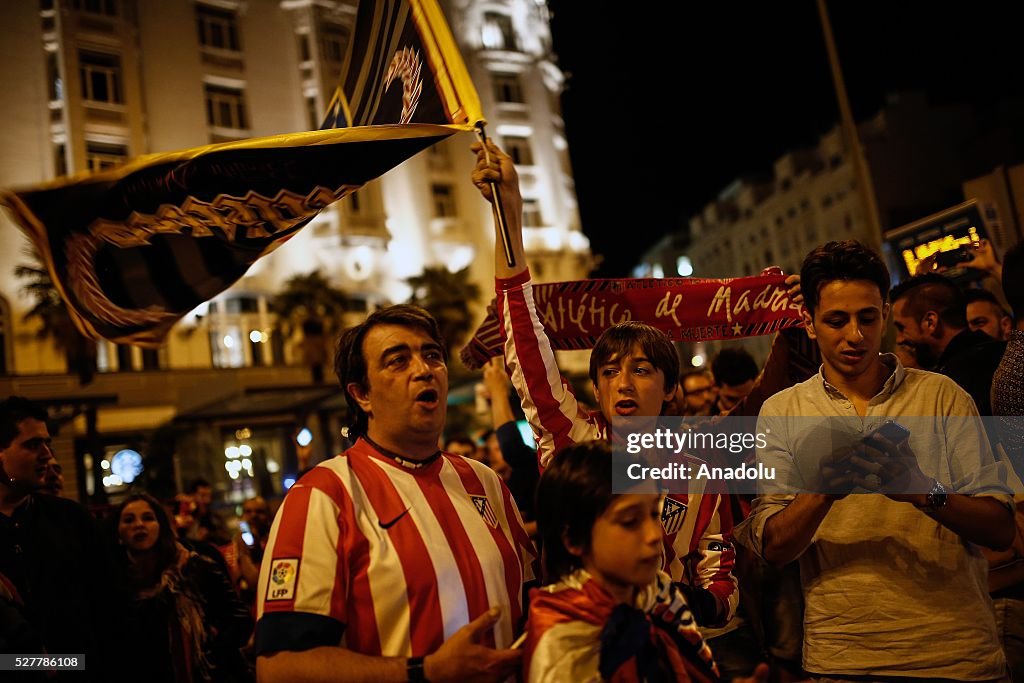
[[1, 0, 481, 346]]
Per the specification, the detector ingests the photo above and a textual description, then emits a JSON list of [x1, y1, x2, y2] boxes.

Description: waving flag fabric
[[1, 0, 480, 346]]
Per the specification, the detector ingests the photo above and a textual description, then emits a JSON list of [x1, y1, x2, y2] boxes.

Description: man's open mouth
[[415, 389, 439, 407]]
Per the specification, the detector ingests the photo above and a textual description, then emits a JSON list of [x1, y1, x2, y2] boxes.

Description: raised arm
[[472, 140, 597, 468]]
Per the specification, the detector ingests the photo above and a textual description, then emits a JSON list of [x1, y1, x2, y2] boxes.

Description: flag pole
[[475, 122, 516, 268], [816, 0, 883, 248]]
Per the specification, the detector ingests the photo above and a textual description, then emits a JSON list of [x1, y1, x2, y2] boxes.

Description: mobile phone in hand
[[865, 420, 910, 445], [239, 521, 255, 547]]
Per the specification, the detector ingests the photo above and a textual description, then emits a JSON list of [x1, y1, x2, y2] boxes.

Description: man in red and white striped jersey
[[470, 140, 739, 629], [255, 305, 536, 683]]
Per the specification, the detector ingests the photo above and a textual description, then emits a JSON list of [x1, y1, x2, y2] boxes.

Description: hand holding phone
[[239, 521, 255, 547], [864, 420, 911, 447]]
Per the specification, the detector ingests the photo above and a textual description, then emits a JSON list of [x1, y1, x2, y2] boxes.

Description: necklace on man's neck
[[363, 435, 442, 470]]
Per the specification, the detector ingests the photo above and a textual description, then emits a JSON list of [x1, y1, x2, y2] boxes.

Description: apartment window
[[306, 94, 319, 130], [431, 184, 456, 218], [481, 12, 516, 50], [54, 143, 68, 177], [205, 84, 248, 130], [522, 199, 542, 227], [115, 344, 134, 372], [86, 141, 127, 171], [504, 136, 533, 166], [321, 23, 347, 64], [298, 32, 311, 62], [492, 73, 524, 104], [79, 50, 122, 104], [72, 0, 117, 16], [196, 4, 240, 52], [141, 349, 160, 371], [47, 51, 62, 101]]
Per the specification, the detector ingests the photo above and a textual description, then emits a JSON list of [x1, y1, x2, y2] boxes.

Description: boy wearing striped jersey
[[471, 139, 742, 628], [255, 305, 536, 683]]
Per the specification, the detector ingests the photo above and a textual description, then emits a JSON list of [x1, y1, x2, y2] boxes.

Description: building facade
[[637, 93, 1024, 366], [0, 0, 591, 504]]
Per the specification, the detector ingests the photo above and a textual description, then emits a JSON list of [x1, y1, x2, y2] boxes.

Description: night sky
[[547, 1, 1023, 277]]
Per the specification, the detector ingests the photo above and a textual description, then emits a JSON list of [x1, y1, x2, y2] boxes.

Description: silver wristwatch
[[923, 479, 948, 511]]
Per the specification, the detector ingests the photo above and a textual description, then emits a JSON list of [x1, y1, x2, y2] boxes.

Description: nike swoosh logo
[[378, 508, 410, 530]]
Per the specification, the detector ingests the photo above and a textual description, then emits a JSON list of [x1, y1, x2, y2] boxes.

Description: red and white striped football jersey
[[496, 269, 738, 624], [256, 438, 537, 657]]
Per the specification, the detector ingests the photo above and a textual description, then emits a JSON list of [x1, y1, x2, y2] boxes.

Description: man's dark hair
[[589, 322, 679, 394], [535, 441, 615, 583], [444, 433, 476, 451], [0, 396, 48, 450], [800, 241, 891, 316], [334, 304, 446, 440], [1003, 240, 1024, 320], [186, 477, 211, 494], [890, 273, 967, 329], [964, 288, 1009, 314], [711, 348, 759, 387], [679, 368, 712, 395]]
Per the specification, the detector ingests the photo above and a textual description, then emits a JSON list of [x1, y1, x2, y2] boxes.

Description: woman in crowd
[[112, 493, 253, 682]]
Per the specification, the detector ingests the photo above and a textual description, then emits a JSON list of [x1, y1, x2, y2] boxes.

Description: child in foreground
[[524, 440, 723, 682]]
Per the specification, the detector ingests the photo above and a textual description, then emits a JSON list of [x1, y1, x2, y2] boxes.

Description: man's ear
[[921, 310, 939, 334], [346, 382, 372, 414], [882, 301, 891, 322], [801, 308, 817, 340]]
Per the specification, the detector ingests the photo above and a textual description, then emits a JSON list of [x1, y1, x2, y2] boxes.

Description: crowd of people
[[1, 140, 1022, 682]]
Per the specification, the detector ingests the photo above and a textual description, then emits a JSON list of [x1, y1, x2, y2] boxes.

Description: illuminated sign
[[883, 200, 993, 281]]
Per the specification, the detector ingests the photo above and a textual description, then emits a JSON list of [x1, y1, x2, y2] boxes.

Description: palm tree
[[406, 266, 480, 354], [15, 252, 97, 385], [270, 270, 349, 383]]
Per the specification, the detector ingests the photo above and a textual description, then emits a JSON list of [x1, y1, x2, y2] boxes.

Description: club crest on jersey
[[471, 495, 498, 528], [661, 497, 688, 536], [266, 558, 299, 601]]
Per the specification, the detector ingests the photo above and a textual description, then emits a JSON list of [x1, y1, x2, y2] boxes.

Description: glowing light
[[296, 428, 313, 447], [241, 458, 252, 470], [249, 330, 262, 343], [677, 256, 694, 277], [651, 264, 665, 279], [691, 355, 705, 367], [229, 470, 239, 480], [239, 444, 252, 457], [110, 449, 142, 484], [235, 428, 251, 440], [100, 460, 110, 470], [225, 446, 240, 459], [283, 477, 296, 489], [267, 460, 280, 473], [102, 476, 110, 487], [223, 335, 235, 348], [224, 462, 233, 472]]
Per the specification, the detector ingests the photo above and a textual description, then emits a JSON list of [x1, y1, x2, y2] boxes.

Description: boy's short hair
[[800, 240, 891, 316], [535, 441, 615, 582], [588, 322, 679, 393]]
